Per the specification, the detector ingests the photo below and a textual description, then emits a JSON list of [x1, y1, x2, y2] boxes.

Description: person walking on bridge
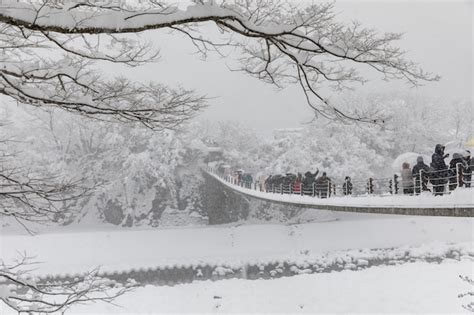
[[401, 162, 414, 195], [412, 156, 430, 194], [342, 176, 353, 195], [449, 153, 467, 190], [316, 172, 331, 198], [431, 144, 449, 196], [302, 169, 319, 195], [293, 173, 302, 194], [465, 151, 472, 188]]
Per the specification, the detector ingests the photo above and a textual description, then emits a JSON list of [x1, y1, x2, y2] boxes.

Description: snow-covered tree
[[204, 92, 470, 185], [0, 114, 93, 231], [1, 104, 210, 227], [0, 0, 437, 124], [0, 1, 441, 312], [0, 0, 441, 226], [449, 99, 473, 142]]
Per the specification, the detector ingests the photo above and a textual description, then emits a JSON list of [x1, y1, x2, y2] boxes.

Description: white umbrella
[[392, 152, 430, 173]]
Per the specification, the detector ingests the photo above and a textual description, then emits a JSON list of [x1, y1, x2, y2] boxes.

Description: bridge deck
[[204, 170, 474, 217]]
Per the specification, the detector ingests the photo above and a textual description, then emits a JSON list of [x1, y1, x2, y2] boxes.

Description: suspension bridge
[[203, 166, 474, 217]]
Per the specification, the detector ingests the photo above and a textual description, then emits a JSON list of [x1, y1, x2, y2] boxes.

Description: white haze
[[96, 0, 473, 133]]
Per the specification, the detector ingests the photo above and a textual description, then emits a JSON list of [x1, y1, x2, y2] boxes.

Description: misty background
[[102, 0, 473, 133], [0, 0, 472, 227]]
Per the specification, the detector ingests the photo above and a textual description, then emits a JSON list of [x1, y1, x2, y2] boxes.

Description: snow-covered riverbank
[[63, 260, 472, 314], [1, 210, 472, 277], [1, 210, 473, 313]]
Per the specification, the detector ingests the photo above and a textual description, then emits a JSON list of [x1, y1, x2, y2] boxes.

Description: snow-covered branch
[[0, 255, 135, 314], [0, 0, 438, 123], [0, 61, 207, 129], [0, 131, 94, 231]]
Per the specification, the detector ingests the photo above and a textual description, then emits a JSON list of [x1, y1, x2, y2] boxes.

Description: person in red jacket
[[293, 173, 302, 194]]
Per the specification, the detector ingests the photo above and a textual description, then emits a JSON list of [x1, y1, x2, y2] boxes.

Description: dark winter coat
[[412, 161, 430, 180], [465, 156, 473, 187], [315, 175, 331, 195], [242, 173, 253, 184], [430, 145, 450, 195], [283, 173, 296, 186], [449, 154, 468, 188], [449, 154, 467, 171], [342, 180, 353, 195], [431, 144, 448, 179], [302, 170, 318, 188], [412, 161, 430, 192], [466, 156, 473, 174], [271, 175, 284, 186]]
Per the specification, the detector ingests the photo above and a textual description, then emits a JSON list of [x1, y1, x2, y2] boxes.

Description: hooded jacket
[[431, 144, 448, 172]]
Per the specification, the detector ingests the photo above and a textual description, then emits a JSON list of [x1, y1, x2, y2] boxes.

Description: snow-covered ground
[[66, 260, 472, 314], [206, 170, 474, 209], [1, 209, 473, 313], [1, 210, 472, 276]]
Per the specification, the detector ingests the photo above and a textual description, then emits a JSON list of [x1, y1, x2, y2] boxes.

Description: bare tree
[[0, 0, 437, 124], [0, 254, 134, 314]]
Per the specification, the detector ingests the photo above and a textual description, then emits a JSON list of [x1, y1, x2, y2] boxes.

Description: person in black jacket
[[412, 156, 430, 194], [464, 151, 472, 188], [430, 144, 449, 195], [449, 153, 467, 190], [315, 172, 331, 198], [302, 169, 319, 195], [342, 176, 353, 195]]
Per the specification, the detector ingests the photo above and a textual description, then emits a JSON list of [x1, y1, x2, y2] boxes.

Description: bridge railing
[[206, 163, 473, 199]]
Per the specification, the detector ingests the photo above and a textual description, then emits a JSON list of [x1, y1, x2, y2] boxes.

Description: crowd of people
[[215, 144, 472, 198], [218, 167, 353, 198], [401, 144, 473, 196], [262, 170, 337, 198]]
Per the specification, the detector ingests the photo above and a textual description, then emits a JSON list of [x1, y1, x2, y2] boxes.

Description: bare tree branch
[[0, 0, 438, 123], [0, 255, 135, 314]]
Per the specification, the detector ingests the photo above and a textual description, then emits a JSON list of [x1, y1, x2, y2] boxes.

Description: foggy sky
[[106, 0, 473, 133]]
